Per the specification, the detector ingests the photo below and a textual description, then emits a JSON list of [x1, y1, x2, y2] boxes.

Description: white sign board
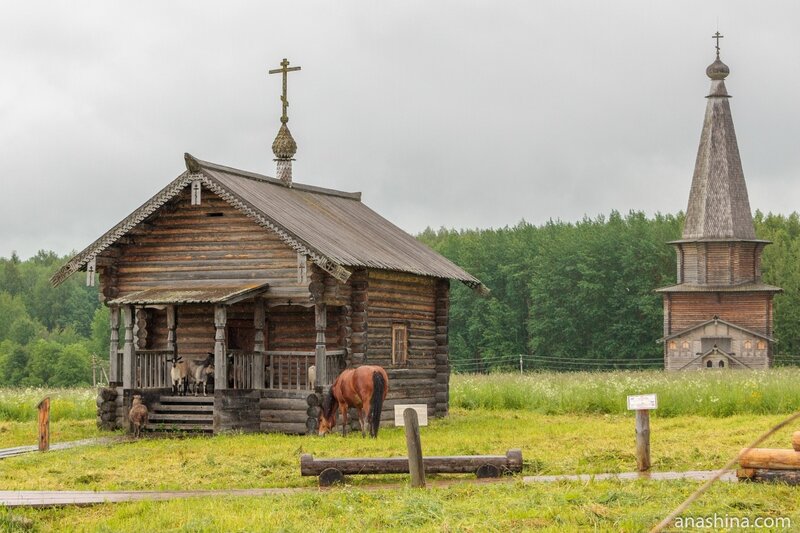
[[627, 394, 658, 411], [394, 404, 429, 427]]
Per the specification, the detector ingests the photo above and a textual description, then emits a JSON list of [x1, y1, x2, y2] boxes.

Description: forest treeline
[[418, 210, 800, 371], [2, 210, 800, 385]]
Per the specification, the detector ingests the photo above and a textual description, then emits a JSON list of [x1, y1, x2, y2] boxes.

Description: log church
[[51, 59, 486, 433], [657, 35, 781, 370]]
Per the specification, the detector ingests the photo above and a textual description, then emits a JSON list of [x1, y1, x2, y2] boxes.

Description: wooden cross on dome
[[712, 31, 724, 57], [269, 58, 301, 124]]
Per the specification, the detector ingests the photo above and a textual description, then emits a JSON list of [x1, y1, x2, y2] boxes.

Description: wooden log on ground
[[739, 448, 800, 470], [259, 398, 310, 411], [260, 422, 308, 434], [738, 467, 800, 485], [300, 449, 523, 476], [793, 431, 800, 452]]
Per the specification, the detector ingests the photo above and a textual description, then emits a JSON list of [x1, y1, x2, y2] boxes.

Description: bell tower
[[657, 34, 781, 370]]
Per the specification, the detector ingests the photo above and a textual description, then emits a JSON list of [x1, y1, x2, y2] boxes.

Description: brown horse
[[318, 365, 388, 438]]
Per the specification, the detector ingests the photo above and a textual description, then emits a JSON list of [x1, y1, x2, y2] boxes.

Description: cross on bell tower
[[269, 58, 302, 186], [712, 31, 724, 57]]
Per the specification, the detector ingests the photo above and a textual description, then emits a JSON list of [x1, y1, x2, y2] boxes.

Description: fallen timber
[[737, 431, 800, 485], [300, 449, 522, 486]]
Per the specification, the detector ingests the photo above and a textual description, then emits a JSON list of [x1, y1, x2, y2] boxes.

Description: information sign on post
[[627, 394, 657, 472]]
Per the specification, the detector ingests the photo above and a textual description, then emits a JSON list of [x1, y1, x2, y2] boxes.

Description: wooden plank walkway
[[0, 470, 735, 508], [523, 470, 737, 483], [0, 437, 130, 460]]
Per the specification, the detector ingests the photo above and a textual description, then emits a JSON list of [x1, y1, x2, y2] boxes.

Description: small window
[[668, 340, 677, 351], [756, 340, 767, 350], [706, 360, 713, 368], [718, 360, 725, 368], [392, 324, 408, 366], [744, 340, 752, 350]]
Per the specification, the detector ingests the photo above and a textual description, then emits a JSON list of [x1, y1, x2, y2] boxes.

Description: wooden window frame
[[391, 323, 408, 366]]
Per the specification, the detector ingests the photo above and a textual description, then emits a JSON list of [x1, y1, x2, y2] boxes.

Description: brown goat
[[129, 395, 149, 438]]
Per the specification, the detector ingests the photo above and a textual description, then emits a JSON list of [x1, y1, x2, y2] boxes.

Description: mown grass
[[1, 478, 798, 532], [0, 388, 96, 422], [451, 368, 800, 416], [0, 409, 796, 492]]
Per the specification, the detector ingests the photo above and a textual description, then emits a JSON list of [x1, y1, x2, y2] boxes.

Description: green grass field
[[0, 371, 798, 531]]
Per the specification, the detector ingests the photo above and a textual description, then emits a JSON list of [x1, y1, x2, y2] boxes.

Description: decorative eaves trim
[[50, 171, 352, 287]]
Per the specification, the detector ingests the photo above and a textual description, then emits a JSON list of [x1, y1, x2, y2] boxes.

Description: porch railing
[[229, 351, 257, 390], [135, 349, 173, 389], [266, 350, 346, 390]]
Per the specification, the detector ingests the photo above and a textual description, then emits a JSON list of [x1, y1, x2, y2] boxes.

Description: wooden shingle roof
[[681, 55, 757, 241], [52, 154, 486, 292]]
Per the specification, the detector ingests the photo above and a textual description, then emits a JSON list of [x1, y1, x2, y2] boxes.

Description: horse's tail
[[370, 371, 386, 438]]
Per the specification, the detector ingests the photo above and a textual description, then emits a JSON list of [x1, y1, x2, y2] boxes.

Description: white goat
[[169, 355, 189, 396], [308, 365, 316, 390]]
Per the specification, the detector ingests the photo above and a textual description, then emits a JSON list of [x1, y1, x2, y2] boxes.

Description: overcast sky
[[2, 1, 799, 260]]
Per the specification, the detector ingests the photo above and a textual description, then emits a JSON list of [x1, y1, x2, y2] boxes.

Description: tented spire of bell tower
[[682, 38, 756, 240]]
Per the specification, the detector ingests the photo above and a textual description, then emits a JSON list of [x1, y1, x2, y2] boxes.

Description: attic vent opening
[[206, 212, 224, 218]]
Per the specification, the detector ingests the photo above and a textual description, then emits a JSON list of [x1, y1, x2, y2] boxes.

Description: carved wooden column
[[166, 305, 177, 355], [253, 299, 265, 390], [109, 306, 120, 384], [121, 305, 135, 389], [309, 277, 327, 389], [134, 308, 148, 350], [315, 302, 327, 388], [214, 305, 228, 390]]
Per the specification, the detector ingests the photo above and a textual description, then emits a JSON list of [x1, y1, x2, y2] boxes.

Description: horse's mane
[[321, 388, 337, 419]]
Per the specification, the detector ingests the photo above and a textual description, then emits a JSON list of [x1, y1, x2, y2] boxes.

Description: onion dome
[[706, 57, 730, 80], [272, 123, 297, 159]]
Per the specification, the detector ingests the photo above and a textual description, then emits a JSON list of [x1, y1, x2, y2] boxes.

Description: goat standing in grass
[[129, 395, 148, 438]]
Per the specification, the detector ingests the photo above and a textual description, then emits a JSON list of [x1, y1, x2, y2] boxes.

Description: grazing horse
[[319, 365, 388, 438]]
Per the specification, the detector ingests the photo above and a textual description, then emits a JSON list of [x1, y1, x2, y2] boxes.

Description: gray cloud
[[2, 1, 798, 259]]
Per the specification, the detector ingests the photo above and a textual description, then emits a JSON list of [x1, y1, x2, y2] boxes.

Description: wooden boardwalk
[[0, 437, 130, 460], [0, 470, 735, 508]]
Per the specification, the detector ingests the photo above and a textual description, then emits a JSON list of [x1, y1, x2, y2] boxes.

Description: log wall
[[667, 292, 770, 335], [364, 269, 440, 418], [109, 188, 309, 302], [678, 242, 761, 285]]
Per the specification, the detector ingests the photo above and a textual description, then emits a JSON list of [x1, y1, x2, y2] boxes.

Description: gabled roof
[[51, 154, 486, 292], [659, 317, 774, 343], [681, 55, 757, 241], [676, 345, 753, 371]]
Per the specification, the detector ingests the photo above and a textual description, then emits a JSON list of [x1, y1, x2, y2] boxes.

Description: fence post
[[519, 354, 523, 374], [37, 397, 50, 452], [635, 410, 651, 471], [404, 408, 425, 488]]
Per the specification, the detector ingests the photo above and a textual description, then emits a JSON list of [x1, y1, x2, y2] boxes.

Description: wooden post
[[404, 408, 425, 488], [214, 305, 228, 390], [37, 397, 50, 452], [166, 305, 177, 355], [109, 306, 119, 383], [121, 305, 135, 389], [314, 302, 327, 387], [635, 410, 651, 471], [253, 299, 265, 390]]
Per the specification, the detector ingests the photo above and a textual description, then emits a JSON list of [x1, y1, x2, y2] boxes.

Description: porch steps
[[145, 395, 214, 433]]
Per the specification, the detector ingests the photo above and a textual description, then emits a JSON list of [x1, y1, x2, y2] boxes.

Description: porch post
[[253, 299, 265, 390], [166, 305, 177, 355], [315, 302, 327, 387], [214, 305, 228, 390], [121, 305, 135, 389], [109, 305, 120, 383]]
